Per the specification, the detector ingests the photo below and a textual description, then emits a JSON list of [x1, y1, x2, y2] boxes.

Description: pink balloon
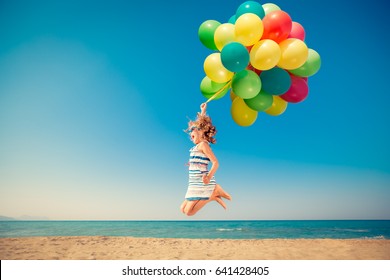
[[288, 22, 305, 41], [280, 74, 308, 103]]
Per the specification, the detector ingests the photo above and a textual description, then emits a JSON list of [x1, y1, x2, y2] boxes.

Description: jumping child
[[180, 103, 231, 216]]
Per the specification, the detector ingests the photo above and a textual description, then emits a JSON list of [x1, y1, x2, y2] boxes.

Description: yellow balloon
[[231, 97, 258, 126], [214, 23, 236, 51], [265, 96, 288, 116], [277, 38, 309, 70], [235, 13, 264, 46], [250, 39, 281, 70], [204, 53, 234, 83]]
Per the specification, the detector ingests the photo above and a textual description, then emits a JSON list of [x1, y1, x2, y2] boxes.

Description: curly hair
[[186, 113, 217, 144]]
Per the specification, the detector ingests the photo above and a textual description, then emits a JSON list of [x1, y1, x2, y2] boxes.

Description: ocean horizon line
[[2, 217, 390, 222]]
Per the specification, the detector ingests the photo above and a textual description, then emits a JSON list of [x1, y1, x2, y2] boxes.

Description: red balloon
[[261, 11, 292, 43], [288, 22, 305, 41], [280, 74, 308, 103], [246, 63, 262, 75]]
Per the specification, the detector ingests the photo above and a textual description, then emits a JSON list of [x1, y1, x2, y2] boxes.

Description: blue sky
[[0, 0, 389, 220]]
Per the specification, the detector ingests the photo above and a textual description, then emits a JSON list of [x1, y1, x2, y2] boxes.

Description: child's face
[[189, 127, 203, 144]]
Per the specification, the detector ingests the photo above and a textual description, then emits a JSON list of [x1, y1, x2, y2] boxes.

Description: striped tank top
[[184, 143, 216, 201]]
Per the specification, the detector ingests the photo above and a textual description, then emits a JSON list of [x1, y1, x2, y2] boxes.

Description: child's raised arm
[[200, 103, 207, 116]]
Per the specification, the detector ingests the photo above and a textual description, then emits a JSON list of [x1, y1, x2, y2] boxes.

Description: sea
[[0, 220, 389, 239]]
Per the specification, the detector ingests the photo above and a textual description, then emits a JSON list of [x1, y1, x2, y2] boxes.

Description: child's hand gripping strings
[[200, 102, 207, 116]]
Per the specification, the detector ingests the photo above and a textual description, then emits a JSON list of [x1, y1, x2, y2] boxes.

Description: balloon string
[[205, 80, 232, 104]]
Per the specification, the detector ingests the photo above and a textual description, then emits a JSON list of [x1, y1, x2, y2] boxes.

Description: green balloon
[[289, 49, 321, 77], [232, 70, 262, 99], [244, 91, 273, 111], [198, 20, 221, 50], [200, 76, 229, 100]]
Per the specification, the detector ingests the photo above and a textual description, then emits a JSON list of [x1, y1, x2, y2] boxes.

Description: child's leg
[[185, 200, 208, 216], [188, 197, 227, 216], [183, 196, 227, 216], [182, 200, 202, 216], [181, 186, 231, 216]]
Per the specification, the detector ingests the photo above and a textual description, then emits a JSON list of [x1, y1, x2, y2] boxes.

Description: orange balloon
[[277, 38, 308, 70]]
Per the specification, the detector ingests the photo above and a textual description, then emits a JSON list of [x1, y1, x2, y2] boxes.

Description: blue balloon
[[236, 1, 265, 19], [228, 14, 236, 24], [260, 68, 291, 95], [221, 42, 249, 73]]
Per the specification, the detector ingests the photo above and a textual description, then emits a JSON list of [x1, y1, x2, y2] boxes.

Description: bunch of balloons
[[198, 1, 321, 126]]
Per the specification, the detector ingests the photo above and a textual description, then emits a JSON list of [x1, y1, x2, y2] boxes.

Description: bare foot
[[215, 185, 232, 201], [214, 196, 227, 209], [180, 201, 186, 214]]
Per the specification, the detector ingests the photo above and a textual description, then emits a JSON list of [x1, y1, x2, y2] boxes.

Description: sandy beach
[[1, 236, 389, 260]]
